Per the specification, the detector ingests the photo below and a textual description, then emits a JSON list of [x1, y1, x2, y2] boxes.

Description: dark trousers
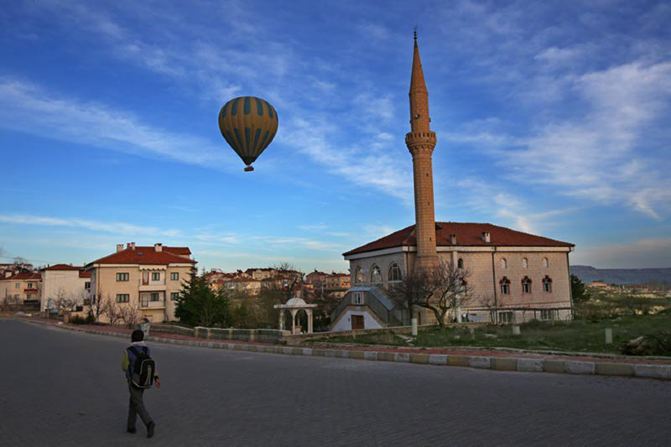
[[127, 383, 153, 429]]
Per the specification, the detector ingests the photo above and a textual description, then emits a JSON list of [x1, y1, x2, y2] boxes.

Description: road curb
[[25, 319, 671, 381]]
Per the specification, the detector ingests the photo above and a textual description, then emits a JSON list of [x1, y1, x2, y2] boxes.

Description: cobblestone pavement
[[1, 319, 670, 446]]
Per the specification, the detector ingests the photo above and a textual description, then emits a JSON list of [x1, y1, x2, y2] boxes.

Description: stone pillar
[[307, 309, 313, 334], [290, 309, 298, 335], [278, 309, 285, 331]]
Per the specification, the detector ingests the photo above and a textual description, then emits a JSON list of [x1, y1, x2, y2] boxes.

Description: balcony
[[139, 292, 166, 309], [139, 300, 166, 310], [139, 279, 166, 291]]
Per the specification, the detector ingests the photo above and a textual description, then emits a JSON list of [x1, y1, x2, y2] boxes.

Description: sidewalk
[[21, 317, 671, 381]]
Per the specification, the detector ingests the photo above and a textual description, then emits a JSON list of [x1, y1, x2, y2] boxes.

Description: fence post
[[605, 328, 613, 345]]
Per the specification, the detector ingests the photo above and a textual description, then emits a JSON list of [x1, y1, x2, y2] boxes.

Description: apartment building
[[86, 243, 195, 322], [40, 264, 91, 312], [0, 271, 42, 304]]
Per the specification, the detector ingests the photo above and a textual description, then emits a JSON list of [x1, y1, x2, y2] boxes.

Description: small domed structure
[[274, 297, 318, 334], [285, 297, 307, 307]]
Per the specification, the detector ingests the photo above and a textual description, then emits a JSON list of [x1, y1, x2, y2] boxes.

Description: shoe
[[126, 427, 136, 434], [147, 422, 155, 438]]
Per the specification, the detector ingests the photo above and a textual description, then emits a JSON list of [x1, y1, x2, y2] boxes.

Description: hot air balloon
[[218, 96, 279, 172]]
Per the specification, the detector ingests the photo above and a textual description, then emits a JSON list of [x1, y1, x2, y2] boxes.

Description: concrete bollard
[[411, 318, 418, 337], [512, 325, 521, 336], [605, 328, 613, 345]]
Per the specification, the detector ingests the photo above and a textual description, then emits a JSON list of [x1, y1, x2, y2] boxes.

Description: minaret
[[405, 32, 439, 271]]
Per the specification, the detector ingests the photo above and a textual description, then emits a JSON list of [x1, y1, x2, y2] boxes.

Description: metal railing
[[330, 287, 403, 327]]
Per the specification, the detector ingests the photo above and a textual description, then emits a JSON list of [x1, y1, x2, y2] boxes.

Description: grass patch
[[311, 313, 671, 355]]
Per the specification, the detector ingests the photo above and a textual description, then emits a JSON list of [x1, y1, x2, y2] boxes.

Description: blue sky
[[1, 0, 670, 271]]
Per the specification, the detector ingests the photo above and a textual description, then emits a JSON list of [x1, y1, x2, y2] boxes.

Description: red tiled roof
[[87, 247, 196, 266], [1, 272, 41, 281], [343, 222, 574, 256], [44, 264, 81, 271], [79, 271, 92, 278], [163, 246, 191, 256]]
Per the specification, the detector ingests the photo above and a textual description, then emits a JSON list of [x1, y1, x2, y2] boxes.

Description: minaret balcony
[[405, 131, 437, 153]]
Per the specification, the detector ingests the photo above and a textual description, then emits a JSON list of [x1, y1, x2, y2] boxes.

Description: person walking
[[121, 329, 160, 438]]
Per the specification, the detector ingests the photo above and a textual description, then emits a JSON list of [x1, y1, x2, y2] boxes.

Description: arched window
[[543, 257, 549, 268], [500, 258, 507, 269], [543, 276, 552, 293], [388, 263, 402, 282], [457, 258, 464, 269], [522, 258, 528, 269], [521, 276, 532, 294], [354, 266, 364, 284], [370, 265, 382, 284], [500, 277, 510, 295]]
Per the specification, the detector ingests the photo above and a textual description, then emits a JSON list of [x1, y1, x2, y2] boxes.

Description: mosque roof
[[343, 222, 574, 257]]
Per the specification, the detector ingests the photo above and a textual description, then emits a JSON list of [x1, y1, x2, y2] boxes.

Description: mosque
[[331, 35, 574, 331]]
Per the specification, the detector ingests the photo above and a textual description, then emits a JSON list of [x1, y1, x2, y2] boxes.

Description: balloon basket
[[244, 165, 254, 172]]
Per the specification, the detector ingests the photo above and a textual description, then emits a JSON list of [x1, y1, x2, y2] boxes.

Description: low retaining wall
[[194, 326, 286, 344], [151, 324, 195, 337], [285, 323, 485, 344], [147, 336, 671, 381]]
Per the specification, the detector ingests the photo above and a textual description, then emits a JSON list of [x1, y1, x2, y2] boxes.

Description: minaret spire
[[405, 31, 439, 271]]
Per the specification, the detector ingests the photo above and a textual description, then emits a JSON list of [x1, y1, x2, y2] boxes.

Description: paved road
[[1, 319, 670, 446]]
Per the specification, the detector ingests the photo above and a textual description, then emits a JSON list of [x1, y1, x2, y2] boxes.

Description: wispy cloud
[[0, 78, 233, 168], [512, 61, 671, 218], [444, 60, 671, 220], [455, 178, 578, 234], [0, 213, 181, 237], [573, 238, 671, 268], [280, 115, 412, 201]]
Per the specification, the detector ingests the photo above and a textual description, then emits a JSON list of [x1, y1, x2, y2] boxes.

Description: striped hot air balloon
[[218, 96, 279, 172]]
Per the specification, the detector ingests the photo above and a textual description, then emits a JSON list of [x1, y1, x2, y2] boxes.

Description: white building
[[40, 264, 91, 312]]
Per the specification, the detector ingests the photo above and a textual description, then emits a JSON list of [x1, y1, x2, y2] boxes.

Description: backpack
[[128, 346, 155, 389]]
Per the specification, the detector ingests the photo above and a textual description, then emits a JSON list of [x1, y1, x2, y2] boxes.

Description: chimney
[[482, 232, 491, 243], [154, 243, 163, 252], [127, 242, 136, 250], [449, 234, 457, 245], [116, 244, 124, 253]]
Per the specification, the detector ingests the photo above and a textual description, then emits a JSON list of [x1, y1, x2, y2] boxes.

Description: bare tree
[[427, 261, 473, 325], [87, 292, 105, 321], [54, 289, 76, 313], [99, 295, 123, 326], [388, 268, 439, 325], [119, 305, 141, 327], [389, 261, 472, 328], [272, 263, 304, 300]]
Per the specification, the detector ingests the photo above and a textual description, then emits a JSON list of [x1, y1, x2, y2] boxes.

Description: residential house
[[86, 243, 195, 322], [40, 264, 91, 312], [0, 271, 42, 305]]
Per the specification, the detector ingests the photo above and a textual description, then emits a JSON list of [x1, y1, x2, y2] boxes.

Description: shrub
[[70, 314, 95, 325], [621, 331, 671, 356]]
